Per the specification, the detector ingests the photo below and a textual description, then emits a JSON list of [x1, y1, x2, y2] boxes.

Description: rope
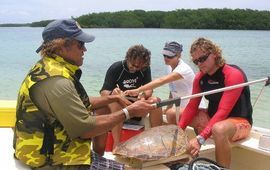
[[252, 84, 266, 108], [188, 157, 228, 170]]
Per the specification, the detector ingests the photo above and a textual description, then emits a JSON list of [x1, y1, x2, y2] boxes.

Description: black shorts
[[89, 151, 125, 170]]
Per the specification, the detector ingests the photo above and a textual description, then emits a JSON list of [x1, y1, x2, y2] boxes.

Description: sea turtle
[[113, 125, 189, 161]]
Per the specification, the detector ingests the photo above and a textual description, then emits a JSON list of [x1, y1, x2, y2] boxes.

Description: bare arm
[[80, 110, 126, 138], [80, 100, 156, 138], [125, 72, 182, 96], [89, 94, 131, 109], [140, 89, 153, 99], [100, 89, 111, 96], [140, 72, 182, 92]]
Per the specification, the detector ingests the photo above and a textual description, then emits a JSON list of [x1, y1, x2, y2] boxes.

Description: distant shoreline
[[0, 24, 31, 27], [1, 9, 270, 30]]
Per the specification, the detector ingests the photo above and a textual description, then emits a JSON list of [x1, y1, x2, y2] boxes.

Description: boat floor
[[0, 128, 171, 170], [2, 127, 270, 170]]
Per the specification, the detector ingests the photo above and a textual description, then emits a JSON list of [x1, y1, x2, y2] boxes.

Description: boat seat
[[234, 127, 270, 157], [186, 126, 270, 157], [0, 128, 30, 170], [2, 100, 270, 169], [0, 100, 16, 128], [0, 101, 30, 169]]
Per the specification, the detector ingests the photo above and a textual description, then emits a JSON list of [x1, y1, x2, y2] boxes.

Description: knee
[[166, 108, 175, 117], [165, 108, 176, 124], [212, 122, 227, 139]]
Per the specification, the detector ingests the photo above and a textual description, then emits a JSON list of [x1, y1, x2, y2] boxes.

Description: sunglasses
[[77, 41, 85, 49], [163, 55, 175, 59], [192, 54, 210, 65]]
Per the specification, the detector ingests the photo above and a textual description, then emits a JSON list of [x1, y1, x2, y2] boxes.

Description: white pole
[[153, 77, 269, 108], [182, 77, 268, 100]]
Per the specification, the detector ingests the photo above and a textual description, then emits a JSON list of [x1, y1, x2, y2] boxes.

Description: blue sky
[[0, 0, 269, 24]]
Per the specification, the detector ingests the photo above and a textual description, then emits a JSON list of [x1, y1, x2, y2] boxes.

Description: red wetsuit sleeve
[[178, 73, 203, 129], [200, 66, 245, 139]]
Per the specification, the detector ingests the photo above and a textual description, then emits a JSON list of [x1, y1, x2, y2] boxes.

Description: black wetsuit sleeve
[[100, 62, 121, 92], [142, 66, 152, 84]]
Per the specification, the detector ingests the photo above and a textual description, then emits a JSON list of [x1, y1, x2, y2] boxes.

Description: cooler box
[[105, 128, 144, 151]]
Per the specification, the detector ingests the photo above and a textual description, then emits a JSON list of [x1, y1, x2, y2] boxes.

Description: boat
[[1, 99, 270, 170]]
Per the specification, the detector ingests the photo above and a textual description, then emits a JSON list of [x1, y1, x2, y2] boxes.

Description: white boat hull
[[1, 99, 270, 169], [1, 127, 270, 170]]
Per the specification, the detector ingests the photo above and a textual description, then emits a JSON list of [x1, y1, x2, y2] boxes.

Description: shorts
[[90, 151, 125, 170], [33, 151, 125, 170], [124, 117, 142, 125], [228, 118, 251, 141], [190, 109, 251, 142]]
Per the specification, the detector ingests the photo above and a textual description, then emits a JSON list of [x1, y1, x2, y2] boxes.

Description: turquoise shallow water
[[0, 28, 269, 128]]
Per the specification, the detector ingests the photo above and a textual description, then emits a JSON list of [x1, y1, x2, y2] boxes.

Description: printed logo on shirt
[[208, 79, 219, 85], [200, 80, 204, 86], [123, 77, 138, 89]]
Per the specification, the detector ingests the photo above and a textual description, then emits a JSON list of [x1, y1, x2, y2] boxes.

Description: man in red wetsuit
[[178, 38, 253, 168]]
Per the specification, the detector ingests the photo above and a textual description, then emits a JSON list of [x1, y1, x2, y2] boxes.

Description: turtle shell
[[112, 125, 189, 161]]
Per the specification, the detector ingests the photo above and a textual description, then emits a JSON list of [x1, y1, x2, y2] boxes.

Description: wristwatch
[[196, 135, 205, 145]]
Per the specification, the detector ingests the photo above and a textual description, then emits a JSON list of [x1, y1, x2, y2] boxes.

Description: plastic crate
[[105, 128, 144, 151]]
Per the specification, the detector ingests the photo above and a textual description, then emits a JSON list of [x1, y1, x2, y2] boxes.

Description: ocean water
[[0, 27, 270, 128]]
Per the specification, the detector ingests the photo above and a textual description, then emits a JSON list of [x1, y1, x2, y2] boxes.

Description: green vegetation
[[30, 20, 54, 27], [0, 23, 30, 27], [1, 9, 270, 30], [76, 9, 270, 30]]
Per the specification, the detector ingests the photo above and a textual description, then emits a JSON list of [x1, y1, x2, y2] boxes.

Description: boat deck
[[1, 100, 270, 169]]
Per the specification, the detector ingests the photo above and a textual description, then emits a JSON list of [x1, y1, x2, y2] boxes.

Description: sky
[[0, 0, 269, 24]]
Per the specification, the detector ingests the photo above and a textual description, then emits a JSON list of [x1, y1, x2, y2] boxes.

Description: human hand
[[188, 138, 201, 158], [115, 94, 132, 107], [126, 99, 156, 118], [111, 86, 124, 96], [137, 91, 146, 100], [124, 89, 140, 97]]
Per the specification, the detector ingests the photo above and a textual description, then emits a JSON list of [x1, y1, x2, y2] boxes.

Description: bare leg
[[148, 96, 163, 127], [165, 107, 177, 124], [112, 122, 123, 149], [212, 119, 236, 168], [93, 133, 107, 156], [165, 107, 184, 125], [149, 108, 163, 127], [92, 106, 111, 156], [108, 102, 124, 149]]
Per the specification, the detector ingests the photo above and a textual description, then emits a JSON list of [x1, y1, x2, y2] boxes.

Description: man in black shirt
[[100, 45, 163, 148]]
